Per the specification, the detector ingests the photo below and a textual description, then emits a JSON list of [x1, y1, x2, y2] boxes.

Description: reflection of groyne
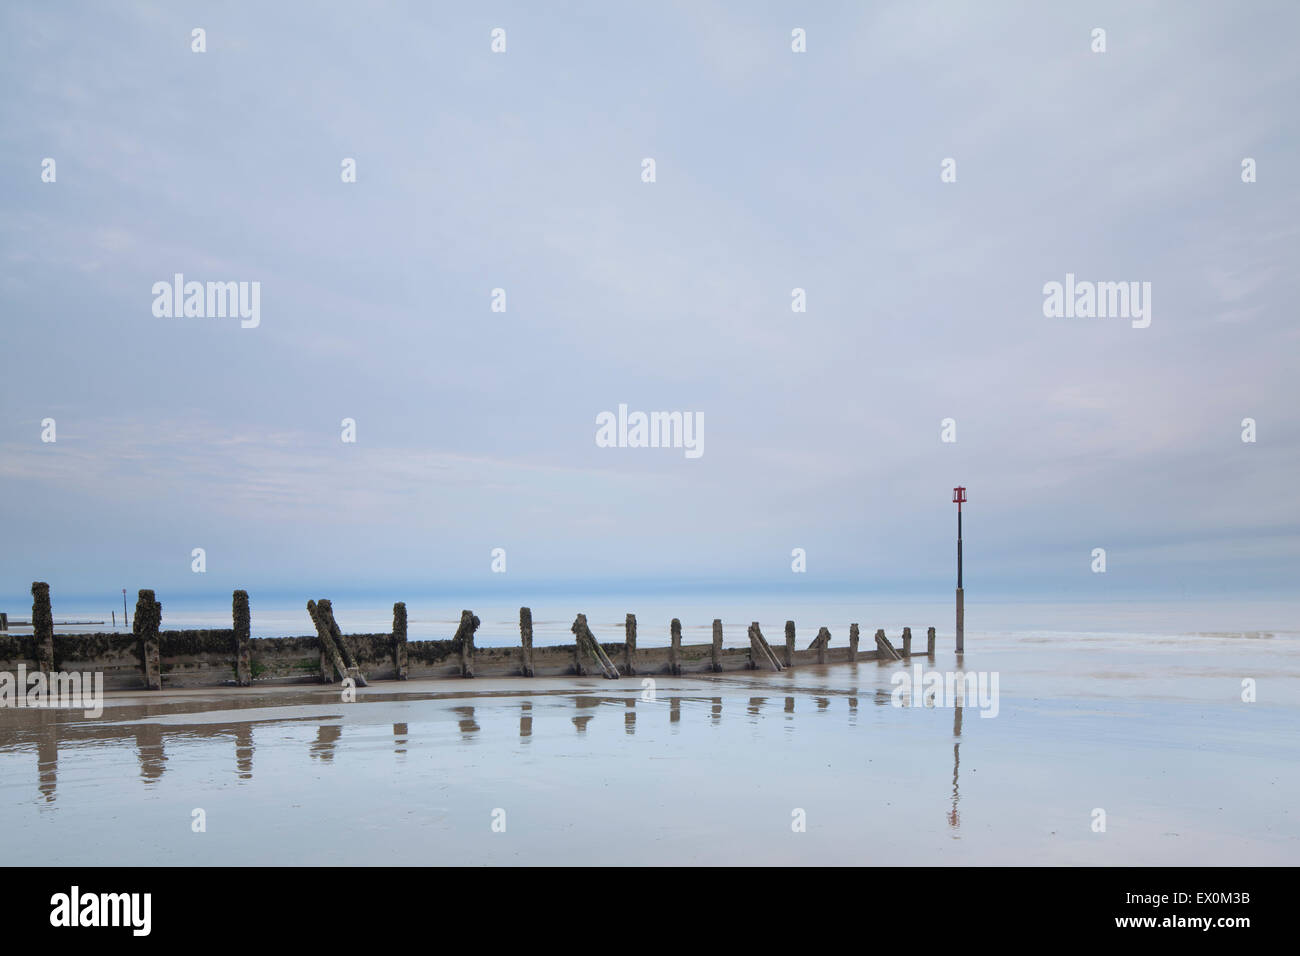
[[0, 583, 936, 690], [2, 688, 905, 802]]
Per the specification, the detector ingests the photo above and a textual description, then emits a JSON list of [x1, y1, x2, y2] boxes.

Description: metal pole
[[954, 492, 965, 656], [122, 589, 129, 629]]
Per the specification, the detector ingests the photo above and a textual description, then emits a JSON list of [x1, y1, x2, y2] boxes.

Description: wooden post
[[31, 582, 53, 675], [454, 610, 479, 678], [669, 618, 682, 676], [232, 589, 251, 686], [317, 599, 366, 686], [874, 628, 901, 662], [849, 623, 860, 661], [813, 627, 830, 664], [784, 621, 796, 668], [134, 589, 162, 690], [572, 619, 587, 676], [902, 627, 912, 658], [572, 614, 619, 679], [624, 613, 637, 675], [308, 600, 348, 684], [393, 602, 408, 680], [519, 607, 534, 677], [747, 622, 783, 671], [711, 619, 723, 672], [927, 626, 936, 658]]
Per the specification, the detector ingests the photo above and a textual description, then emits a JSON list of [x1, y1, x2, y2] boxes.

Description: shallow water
[[2, 626, 1297, 865]]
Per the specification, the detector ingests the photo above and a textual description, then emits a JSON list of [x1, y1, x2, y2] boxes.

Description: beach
[[2, 620, 1296, 866]]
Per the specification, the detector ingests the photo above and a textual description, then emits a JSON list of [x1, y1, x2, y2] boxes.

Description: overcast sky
[[2, 1, 1297, 608]]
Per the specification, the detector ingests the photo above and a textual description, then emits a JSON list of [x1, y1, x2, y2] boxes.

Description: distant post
[[31, 582, 53, 675], [953, 485, 967, 654], [624, 614, 637, 675], [518, 607, 533, 678], [122, 588, 129, 629], [455, 610, 479, 678], [134, 589, 162, 690], [711, 619, 723, 672], [669, 619, 682, 676], [232, 590, 252, 686], [393, 602, 409, 680]]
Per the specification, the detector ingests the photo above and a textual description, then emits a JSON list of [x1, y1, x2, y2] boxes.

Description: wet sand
[[2, 629, 1297, 865]]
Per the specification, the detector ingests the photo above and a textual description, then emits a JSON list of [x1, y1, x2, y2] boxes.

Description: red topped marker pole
[[953, 486, 966, 654]]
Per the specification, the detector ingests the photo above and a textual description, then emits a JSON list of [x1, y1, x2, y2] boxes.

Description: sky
[[1, 1, 1298, 611]]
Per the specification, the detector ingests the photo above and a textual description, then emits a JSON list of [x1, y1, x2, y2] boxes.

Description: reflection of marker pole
[[122, 588, 129, 629], [952, 486, 966, 654]]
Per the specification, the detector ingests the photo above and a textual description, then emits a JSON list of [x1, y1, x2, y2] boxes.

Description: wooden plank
[[571, 614, 619, 679], [748, 622, 783, 671], [307, 600, 352, 685]]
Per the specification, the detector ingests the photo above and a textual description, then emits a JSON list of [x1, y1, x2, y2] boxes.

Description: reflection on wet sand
[[452, 706, 479, 739], [572, 695, 598, 733], [37, 709, 56, 804], [135, 724, 166, 780], [1, 682, 948, 805], [236, 725, 253, 779], [311, 724, 340, 762], [949, 705, 963, 832]]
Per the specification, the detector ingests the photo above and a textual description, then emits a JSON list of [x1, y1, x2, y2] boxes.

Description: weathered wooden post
[[711, 619, 723, 672], [393, 602, 409, 680], [814, 626, 830, 664], [317, 599, 366, 686], [572, 620, 587, 676], [31, 582, 54, 675], [318, 600, 358, 669], [849, 623, 860, 661], [307, 600, 347, 684], [316, 612, 332, 682], [454, 610, 479, 678], [134, 589, 162, 690], [902, 627, 912, 658], [519, 606, 534, 677], [232, 589, 251, 686], [669, 618, 682, 676], [747, 622, 783, 671], [572, 614, 619, 679], [874, 627, 901, 662], [624, 613, 637, 675], [784, 621, 796, 668], [927, 626, 936, 658]]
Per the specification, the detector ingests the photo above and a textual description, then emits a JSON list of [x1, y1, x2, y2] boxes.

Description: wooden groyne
[[0, 583, 939, 691]]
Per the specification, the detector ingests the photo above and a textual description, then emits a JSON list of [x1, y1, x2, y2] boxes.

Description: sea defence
[[0, 584, 938, 691]]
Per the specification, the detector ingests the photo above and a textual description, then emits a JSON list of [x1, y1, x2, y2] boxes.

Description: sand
[[1, 628, 1297, 865]]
